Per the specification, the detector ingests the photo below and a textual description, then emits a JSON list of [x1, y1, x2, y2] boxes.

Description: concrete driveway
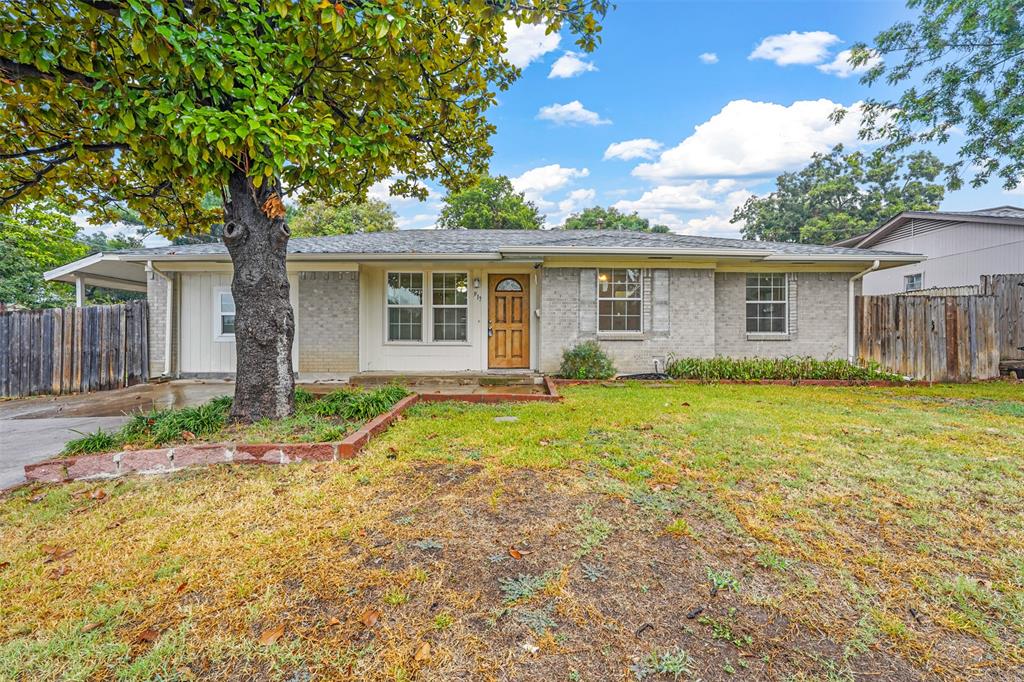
[[0, 380, 235, 490]]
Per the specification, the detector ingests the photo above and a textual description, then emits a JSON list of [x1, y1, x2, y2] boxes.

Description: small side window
[[904, 273, 923, 292], [215, 289, 236, 341]]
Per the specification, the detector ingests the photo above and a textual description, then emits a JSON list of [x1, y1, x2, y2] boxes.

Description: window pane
[[220, 293, 235, 313], [387, 272, 423, 306], [495, 277, 522, 292], [221, 314, 235, 335], [433, 307, 467, 341], [388, 307, 422, 341], [433, 272, 468, 305]]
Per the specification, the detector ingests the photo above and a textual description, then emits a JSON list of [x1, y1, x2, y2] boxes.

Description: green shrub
[[558, 340, 616, 380], [664, 356, 904, 382]]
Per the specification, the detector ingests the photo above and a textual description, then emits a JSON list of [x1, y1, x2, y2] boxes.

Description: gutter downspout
[[848, 259, 880, 363], [146, 261, 174, 378]]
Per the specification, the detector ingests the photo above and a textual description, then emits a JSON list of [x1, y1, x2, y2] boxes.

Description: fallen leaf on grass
[[508, 546, 532, 560], [258, 623, 285, 646], [359, 608, 381, 628], [175, 582, 188, 594], [137, 627, 160, 643], [0, 561, 10, 570], [89, 489, 106, 500], [414, 641, 431, 662], [41, 546, 75, 563], [28, 494, 46, 503], [327, 617, 341, 626], [82, 621, 103, 633], [49, 565, 72, 578], [104, 517, 127, 531], [181, 431, 196, 442]]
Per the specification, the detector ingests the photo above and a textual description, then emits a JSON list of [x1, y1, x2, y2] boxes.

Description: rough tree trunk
[[223, 168, 295, 422]]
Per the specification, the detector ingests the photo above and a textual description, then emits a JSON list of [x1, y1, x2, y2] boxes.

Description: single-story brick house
[[46, 230, 923, 378]]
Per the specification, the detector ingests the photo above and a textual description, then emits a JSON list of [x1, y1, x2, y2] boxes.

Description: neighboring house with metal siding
[[45, 230, 922, 377], [834, 206, 1024, 294]]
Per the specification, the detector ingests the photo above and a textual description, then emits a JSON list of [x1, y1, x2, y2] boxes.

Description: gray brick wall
[[297, 271, 359, 375], [539, 267, 715, 374], [713, 272, 850, 359], [146, 270, 176, 377]]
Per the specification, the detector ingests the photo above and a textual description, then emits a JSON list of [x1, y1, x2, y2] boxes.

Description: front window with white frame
[[904, 273, 923, 292], [386, 271, 470, 343], [214, 289, 236, 341], [598, 268, 642, 333], [745, 273, 788, 334]]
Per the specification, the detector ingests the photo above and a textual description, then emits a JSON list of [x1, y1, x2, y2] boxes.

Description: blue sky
[[97, 0, 1019, 246], [377, 0, 1019, 239]]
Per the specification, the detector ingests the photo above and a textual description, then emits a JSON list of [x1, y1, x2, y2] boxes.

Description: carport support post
[[75, 275, 85, 307]]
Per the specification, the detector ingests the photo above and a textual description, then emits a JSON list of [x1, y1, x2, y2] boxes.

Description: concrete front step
[[350, 372, 543, 387]]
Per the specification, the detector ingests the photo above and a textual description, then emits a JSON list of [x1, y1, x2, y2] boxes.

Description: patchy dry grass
[[1, 382, 1022, 681]]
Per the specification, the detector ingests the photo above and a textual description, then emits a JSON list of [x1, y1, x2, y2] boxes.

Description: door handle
[[488, 326, 493, 337]]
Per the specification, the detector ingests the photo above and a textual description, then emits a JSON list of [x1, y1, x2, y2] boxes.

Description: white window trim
[[904, 272, 924, 292], [213, 287, 236, 343], [745, 273, 789, 336], [384, 270, 471, 346], [597, 268, 644, 335]]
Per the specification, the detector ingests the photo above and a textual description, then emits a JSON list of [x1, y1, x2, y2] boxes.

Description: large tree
[[0, 204, 86, 309], [0, 0, 606, 420], [437, 175, 544, 230], [563, 206, 669, 232], [843, 0, 1024, 190], [288, 198, 396, 237], [732, 145, 945, 243]]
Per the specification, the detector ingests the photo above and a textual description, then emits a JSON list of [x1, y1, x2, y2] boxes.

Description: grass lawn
[[1, 382, 1022, 681]]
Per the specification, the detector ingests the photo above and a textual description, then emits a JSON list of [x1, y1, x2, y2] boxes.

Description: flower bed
[[664, 356, 905, 382], [60, 385, 411, 457]]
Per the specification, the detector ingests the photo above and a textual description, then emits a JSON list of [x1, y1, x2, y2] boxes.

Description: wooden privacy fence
[[0, 301, 149, 398], [979, 274, 1024, 363], [856, 295, 1000, 382]]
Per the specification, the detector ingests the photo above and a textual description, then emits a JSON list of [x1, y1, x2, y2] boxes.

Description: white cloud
[[613, 180, 739, 214], [503, 20, 560, 69], [548, 51, 597, 79], [558, 188, 597, 214], [510, 164, 590, 204], [537, 100, 611, 126], [604, 138, 663, 161], [632, 98, 862, 180], [817, 48, 882, 78], [749, 31, 841, 66], [698, 52, 719, 65], [612, 185, 753, 238]]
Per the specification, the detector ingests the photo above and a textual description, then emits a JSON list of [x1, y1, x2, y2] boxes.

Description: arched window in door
[[495, 277, 523, 292]]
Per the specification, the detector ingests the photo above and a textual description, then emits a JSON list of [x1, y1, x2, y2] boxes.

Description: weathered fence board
[[857, 294, 999, 381], [980, 273, 1024, 362], [0, 301, 148, 398]]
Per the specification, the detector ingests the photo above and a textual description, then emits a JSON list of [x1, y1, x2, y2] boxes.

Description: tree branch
[[0, 56, 97, 86]]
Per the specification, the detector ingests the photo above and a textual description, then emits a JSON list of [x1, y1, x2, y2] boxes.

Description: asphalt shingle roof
[[113, 229, 918, 258]]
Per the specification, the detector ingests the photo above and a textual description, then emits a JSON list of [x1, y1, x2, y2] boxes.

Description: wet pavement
[[0, 381, 237, 490]]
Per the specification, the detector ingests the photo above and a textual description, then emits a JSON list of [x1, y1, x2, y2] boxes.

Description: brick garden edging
[[23, 385, 564, 485], [25, 393, 423, 485]]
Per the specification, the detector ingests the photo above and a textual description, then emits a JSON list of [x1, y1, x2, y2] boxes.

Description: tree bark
[[223, 168, 295, 421]]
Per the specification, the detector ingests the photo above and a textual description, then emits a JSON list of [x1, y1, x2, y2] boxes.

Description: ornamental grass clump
[[558, 340, 616, 380], [664, 356, 904, 382]]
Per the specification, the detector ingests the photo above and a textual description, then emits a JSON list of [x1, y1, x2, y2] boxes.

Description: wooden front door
[[488, 274, 530, 368]]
